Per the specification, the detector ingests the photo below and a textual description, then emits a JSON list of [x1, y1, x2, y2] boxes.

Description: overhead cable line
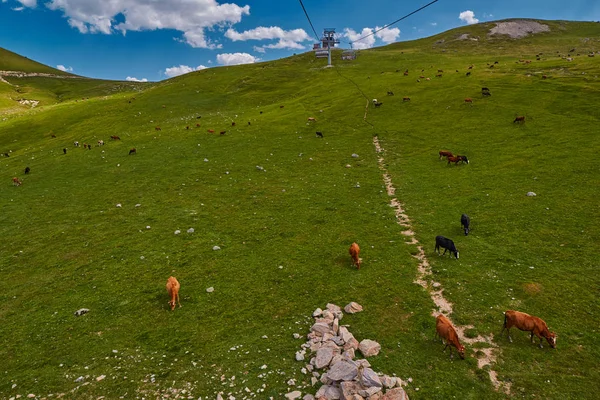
[[298, 0, 321, 42], [350, 0, 440, 46]]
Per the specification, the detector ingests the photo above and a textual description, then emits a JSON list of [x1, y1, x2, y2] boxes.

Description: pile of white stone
[[292, 303, 409, 400]]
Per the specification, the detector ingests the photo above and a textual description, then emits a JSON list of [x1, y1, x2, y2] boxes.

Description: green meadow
[[1, 19, 599, 399]]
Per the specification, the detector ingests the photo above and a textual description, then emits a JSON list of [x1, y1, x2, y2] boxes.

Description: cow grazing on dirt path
[[514, 116, 526, 123], [12, 177, 22, 186], [461, 214, 470, 236], [349, 242, 361, 269], [166, 276, 181, 311], [435, 314, 465, 359], [129, 148, 137, 155], [316, 131, 323, 138], [439, 150, 453, 159], [501, 310, 557, 349], [24, 167, 30, 174], [435, 235, 459, 259]]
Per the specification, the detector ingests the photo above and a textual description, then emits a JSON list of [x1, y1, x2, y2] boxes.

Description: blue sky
[[1, 0, 599, 81]]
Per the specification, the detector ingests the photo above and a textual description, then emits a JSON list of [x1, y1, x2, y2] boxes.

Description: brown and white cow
[[501, 310, 557, 348], [513, 116, 525, 123], [12, 177, 22, 186], [166, 276, 181, 311], [349, 242, 361, 269], [435, 314, 465, 359]]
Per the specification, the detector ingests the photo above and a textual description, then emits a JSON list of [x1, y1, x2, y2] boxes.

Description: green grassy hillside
[[0, 19, 599, 399]]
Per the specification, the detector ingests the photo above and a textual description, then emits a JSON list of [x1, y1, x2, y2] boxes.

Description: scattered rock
[[527, 192, 536, 197], [344, 302, 363, 314], [116, 203, 122, 208], [213, 246, 221, 251], [96, 375, 106, 381], [351, 153, 359, 158], [359, 339, 381, 357], [285, 391, 302, 400], [174, 230, 181, 235], [206, 287, 215, 293], [74, 376, 85, 383], [187, 228, 195, 233]]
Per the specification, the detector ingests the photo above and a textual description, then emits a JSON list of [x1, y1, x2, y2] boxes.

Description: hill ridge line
[[372, 136, 511, 395], [0, 70, 82, 79]]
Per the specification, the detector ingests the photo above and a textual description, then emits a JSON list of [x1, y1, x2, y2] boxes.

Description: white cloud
[[344, 28, 375, 50], [431, 22, 437, 26], [375, 26, 400, 43], [12, 6, 25, 11], [56, 64, 73, 72], [459, 10, 479, 25], [225, 26, 309, 53], [216, 52, 258, 66], [17, 0, 36, 7], [44, 0, 251, 48], [164, 65, 208, 78], [126, 76, 148, 82]]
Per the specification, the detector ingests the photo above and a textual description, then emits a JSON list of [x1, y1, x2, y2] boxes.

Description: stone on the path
[[327, 359, 358, 381], [344, 302, 363, 314], [359, 339, 381, 357]]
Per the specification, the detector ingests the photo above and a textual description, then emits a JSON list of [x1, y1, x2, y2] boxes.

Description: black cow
[[374, 102, 383, 108], [63, 148, 67, 154], [316, 131, 323, 138], [461, 214, 470, 236], [25, 166, 30, 174], [435, 235, 459, 259]]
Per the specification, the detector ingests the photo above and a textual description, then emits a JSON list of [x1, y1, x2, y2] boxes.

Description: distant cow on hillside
[[461, 214, 470, 236], [129, 148, 137, 155], [514, 116, 525, 123], [435, 235, 459, 259], [166, 276, 181, 311], [349, 242, 361, 269], [12, 177, 22, 186]]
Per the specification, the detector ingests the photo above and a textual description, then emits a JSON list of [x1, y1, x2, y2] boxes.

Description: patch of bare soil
[[489, 20, 550, 38], [372, 136, 510, 395]]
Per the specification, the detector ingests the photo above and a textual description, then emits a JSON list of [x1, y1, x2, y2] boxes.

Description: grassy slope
[[0, 19, 599, 399]]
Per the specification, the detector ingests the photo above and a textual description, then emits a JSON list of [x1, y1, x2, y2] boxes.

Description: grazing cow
[[436, 74, 443, 78], [155, 127, 161, 131], [307, 117, 316, 122], [220, 131, 226, 135], [12, 177, 22, 186], [3, 153, 9, 157], [51, 133, 56, 138], [97, 140, 104, 146], [387, 91, 394, 96], [447, 155, 469, 165], [63, 148, 67, 154], [349, 242, 360, 269], [87, 144, 92, 150], [461, 214, 470, 236], [403, 97, 411, 102], [481, 87, 490, 92], [280, 105, 284, 109], [129, 148, 136, 155], [468, 65, 473, 69], [435, 314, 465, 359], [501, 310, 557, 349], [438, 69, 443, 73], [419, 75, 425, 79], [403, 71, 409, 76], [207, 129, 215, 133], [166, 276, 181, 311], [196, 123, 201, 127], [439, 150, 453, 160], [494, 61, 499, 64], [466, 71, 471, 77], [374, 102, 383, 108], [232, 122, 236, 126], [185, 126, 189, 130], [372, 99, 378, 104], [248, 121, 251, 125], [110, 135, 120, 140], [513, 116, 526, 123], [464, 98, 473, 104], [74, 141, 79, 147], [542, 75, 547, 79], [316, 131, 323, 138], [24, 166, 30, 174], [435, 235, 459, 259]]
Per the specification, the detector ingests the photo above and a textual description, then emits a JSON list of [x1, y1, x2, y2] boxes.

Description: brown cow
[[129, 148, 137, 155], [514, 116, 525, 123], [12, 177, 22, 186], [464, 98, 473, 104], [155, 127, 161, 131], [231, 122, 236, 126], [207, 129, 215, 133], [166, 276, 181, 311], [196, 123, 201, 127], [439, 150, 453, 159], [501, 310, 557, 348], [403, 97, 411, 102], [307, 117, 316, 122], [435, 314, 465, 359], [110, 135, 120, 140], [349, 242, 361, 269]]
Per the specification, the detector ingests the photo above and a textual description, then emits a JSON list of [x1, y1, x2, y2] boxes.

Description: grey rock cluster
[[294, 303, 409, 400]]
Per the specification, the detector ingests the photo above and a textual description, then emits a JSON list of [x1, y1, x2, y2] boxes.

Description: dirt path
[[372, 136, 510, 395]]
